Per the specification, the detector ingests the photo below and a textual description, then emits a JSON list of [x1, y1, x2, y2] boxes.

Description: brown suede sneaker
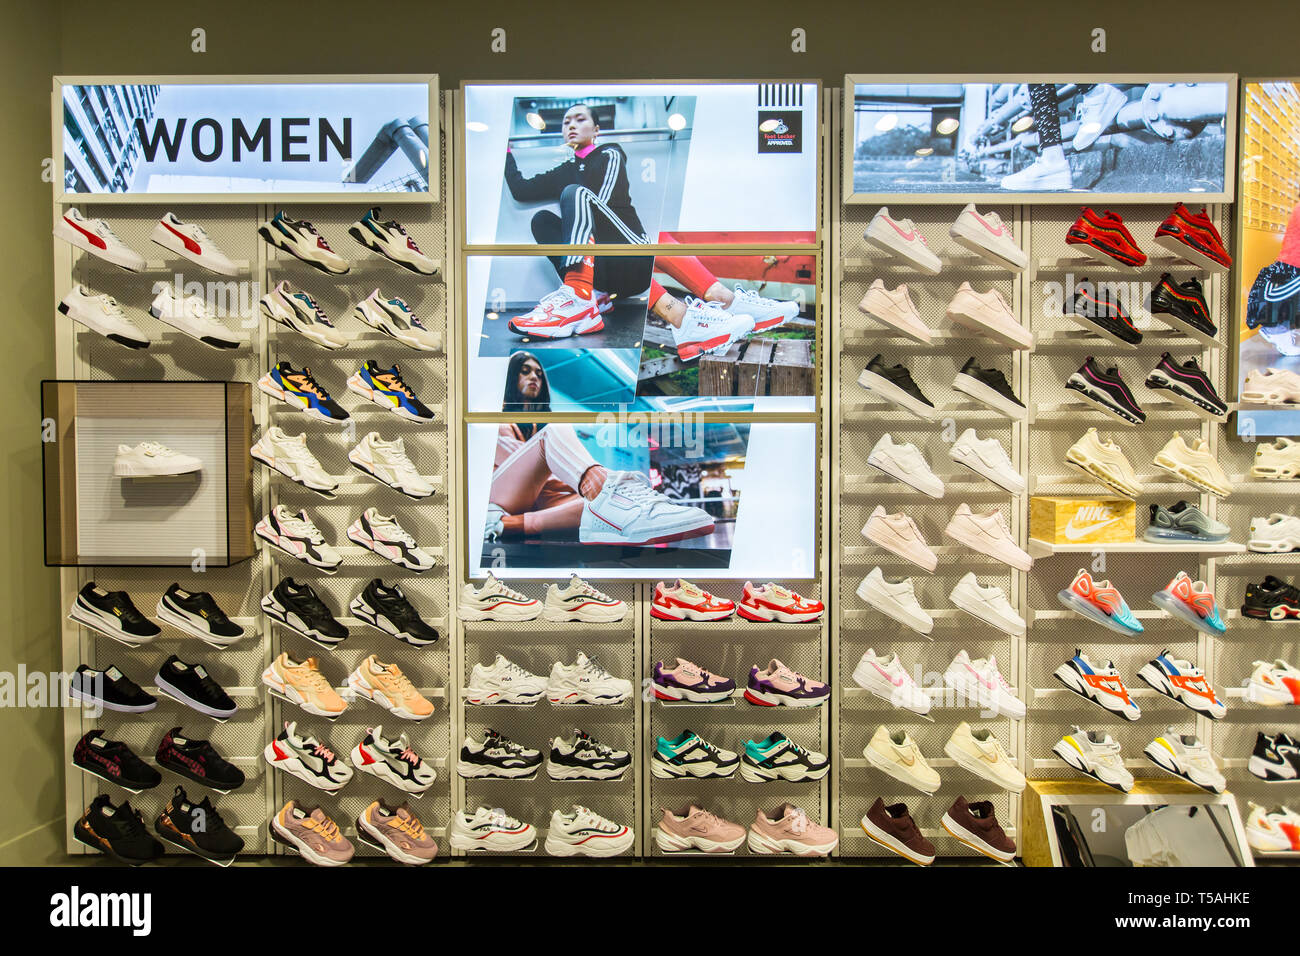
[[860, 797, 935, 865], [941, 796, 1016, 862]]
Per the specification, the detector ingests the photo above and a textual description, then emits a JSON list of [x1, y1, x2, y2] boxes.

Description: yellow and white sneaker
[[943, 722, 1026, 793], [1252, 438, 1300, 480], [863, 725, 940, 794], [1065, 428, 1143, 498], [1153, 433, 1232, 497]]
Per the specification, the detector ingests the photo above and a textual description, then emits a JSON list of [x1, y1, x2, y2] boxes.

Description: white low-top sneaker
[[856, 567, 933, 636], [251, 427, 339, 497], [864, 726, 940, 794], [851, 649, 931, 715], [112, 441, 202, 477], [945, 282, 1033, 349], [543, 574, 628, 622], [1053, 726, 1134, 792], [347, 508, 435, 571], [944, 722, 1026, 793], [464, 654, 547, 705], [149, 286, 244, 350], [944, 504, 1033, 572], [578, 470, 715, 546], [948, 572, 1025, 636], [150, 212, 240, 275], [348, 207, 439, 275], [547, 653, 632, 705], [54, 207, 146, 271], [260, 281, 348, 349], [948, 428, 1024, 495], [948, 204, 1029, 271], [459, 575, 541, 622], [857, 279, 933, 343], [353, 290, 440, 351], [58, 285, 150, 349], [348, 432, 434, 499], [864, 207, 942, 274], [944, 650, 1025, 719], [868, 434, 944, 498]]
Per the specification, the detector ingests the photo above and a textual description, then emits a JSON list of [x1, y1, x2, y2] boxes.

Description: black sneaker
[[952, 358, 1026, 420], [1241, 575, 1300, 621], [1065, 279, 1143, 345], [1249, 732, 1299, 781], [456, 729, 543, 779], [156, 583, 245, 648], [856, 355, 937, 420], [1150, 273, 1217, 342], [73, 730, 162, 792], [70, 664, 157, 713], [1066, 357, 1146, 425], [155, 656, 238, 720], [350, 579, 439, 647], [156, 726, 246, 791], [548, 729, 633, 780], [68, 583, 161, 648], [1145, 352, 1228, 419], [154, 785, 245, 863], [261, 577, 348, 649], [73, 794, 165, 865]]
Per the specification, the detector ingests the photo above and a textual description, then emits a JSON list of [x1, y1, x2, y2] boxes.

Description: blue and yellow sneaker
[[258, 362, 350, 422], [346, 361, 435, 422]]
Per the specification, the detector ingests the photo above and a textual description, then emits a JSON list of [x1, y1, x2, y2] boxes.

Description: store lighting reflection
[[466, 121, 489, 132], [526, 112, 546, 130], [667, 113, 686, 131], [936, 117, 960, 135], [875, 113, 898, 132], [915, 147, 934, 156], [1012, 115, 1034, 133]]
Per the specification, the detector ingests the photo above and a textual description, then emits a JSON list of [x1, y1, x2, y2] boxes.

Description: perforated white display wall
[[58, 100, 451, 862]]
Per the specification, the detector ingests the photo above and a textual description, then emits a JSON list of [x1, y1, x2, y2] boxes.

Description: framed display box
[[42, 380, 253, 566]]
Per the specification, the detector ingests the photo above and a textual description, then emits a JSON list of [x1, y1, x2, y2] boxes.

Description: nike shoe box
[[1030, 497, 1135, 545]]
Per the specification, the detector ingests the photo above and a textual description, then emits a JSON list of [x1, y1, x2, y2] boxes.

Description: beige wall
[[5, 0, 1300, 864]]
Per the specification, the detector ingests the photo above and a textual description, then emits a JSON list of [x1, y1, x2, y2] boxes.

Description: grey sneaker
[[1144, 501, 1229, 543]]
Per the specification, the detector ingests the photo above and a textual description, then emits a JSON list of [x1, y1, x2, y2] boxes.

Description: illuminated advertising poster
[[60, 79, 435, 196], [846, 78, 1235, 203], [466, 421, 816, 580], [1237, 81, 1300, 437]]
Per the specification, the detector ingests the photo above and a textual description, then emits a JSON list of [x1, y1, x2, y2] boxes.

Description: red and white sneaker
[[54, 208, 146, 271], [508, 286, 605, 338], [671, 298, 755, 361], [150, 212, 240, 276], [738, 583, 825, 623], [651, 580, 736, 621]]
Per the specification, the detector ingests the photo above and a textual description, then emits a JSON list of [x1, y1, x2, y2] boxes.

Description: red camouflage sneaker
[[1154, 204, 1232, 273], [1067, 207, 1147, 267], [650, 580, 736, 621], [737, 582, 825, 623]]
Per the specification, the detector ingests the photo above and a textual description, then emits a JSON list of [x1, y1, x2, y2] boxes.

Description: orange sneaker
[[347, 654, 433, 721], [261, 652, 347, 718]]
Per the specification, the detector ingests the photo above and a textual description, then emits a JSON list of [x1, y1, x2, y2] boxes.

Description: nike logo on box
[[1061, 516, 1123, 540]]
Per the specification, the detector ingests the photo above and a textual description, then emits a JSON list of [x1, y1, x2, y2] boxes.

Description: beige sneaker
[[943, 504, 1032, 572], [863, 725, 941, 794], [1153, 433, 1233, 498], [1065, 427, 1144, 498], [862, 505, 937, 572], [1243, 367, 1300, 405], [262, 652, 347, 718], [944, 283, 1033, 350], [857, 279, 932, 343], [943, 722, 1026, 793], [1252, 438, 1300, 480]]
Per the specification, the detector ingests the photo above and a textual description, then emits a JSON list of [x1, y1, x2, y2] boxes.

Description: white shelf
[[843, 757, 958, 770], [1030, 402, 1230, 425], [842, 474, 1013, 496], [1027, 608, 1169, 623], [1027, 538, 1245, 558], [842, 544, 1007, 565], [1036, 254, 1194, 271]]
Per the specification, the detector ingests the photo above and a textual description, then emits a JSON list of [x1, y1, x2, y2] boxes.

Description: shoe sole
[[857, 293, 932, 343], [747, 828, 837, 857], [72, 819, 156, 865], [945, 306, 1033, 350], [1059, 308, 1142, 348], [355, 815, 434, 864], [154, 674, 237, 721], [855, 582, 934, 636], [155, 599, 242, 649], [349, 599, 438, 647], [54, 220, 146, 271], [256, 375, 350, 423], [1136, 663, 1224, 719], [1152, 455, 1232, 498], [949, 589, 1025, 636], [57, 300, 150, 348], [545, 762, 626, 781], [348, 226, 438, 276], [944, 523, 1033, 573], [67, 602, 153, 648], [945, 740, 1025, 793], [541, 605, 628, 623], [1051, 738, 1131, 791], [146, 305, 241, 350], [1063, 450, 1142, 499], [344, 375, 434, 422], [1146, 308, 1221, 347], [650, 759, 737, 780], [268, 818, 350, 865], [940, 812, 1015, 863], [1055, 588, 1144, 636], [1153, 234, 1231, 274], [1066, 377, 1144, 426], [859, 816, 933, 865], [948, 445, 1025, 495], [1150, 588, 1226, 637], [255, 526, 341, 572], [1143, 744, 1222, 793], [263, 743, 349, 791], [1066, 235, 1146, 269], [544, 832, 633, 858], [251, 447, 339, 498], [948, 221, 1028, 271], [952, 372, 1026, 420], [739, 760, 828, 784], [257, 226, 349, 275], [347, 458, 433, 499], [261, 594, 347, 650], [867, 451, 944, 498], [1145, 373, 1228, 420]]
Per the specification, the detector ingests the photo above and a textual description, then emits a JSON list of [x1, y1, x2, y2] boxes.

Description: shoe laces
[[371, 513, 415, 546], [497, 656, 533, 678], [580, 655, 614, 680], [377, 661, 416, 695], [487, 577, 529, 602], [307, 813, 341, 841], [310, 741, 336, 762], [377, 439, 420, 479], [578, 733, 614, 756], [684, 297, 734, 326], [281, 434, 322, 466], [279, 509, 325, 543], [484, 807, 520, 829], [610, 471, 660, 504], [288, 367, 329, 400], [538, 288, 577, 310], [137, 440, 180, 457], [571, 577, 614, 602], [398, 744, 421, 766], [116, 803, 148, 838], [295, 658, 333, 693], [374, 367, 417, 401], [732, 287, 773, 307]]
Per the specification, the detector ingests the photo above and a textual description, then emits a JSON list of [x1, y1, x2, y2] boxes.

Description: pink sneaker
[[745, 659, 830, 708], [943, 503, 1033, 572], [747, 804, 839, 856], [656, 805, 746, 853], [863, 505, 938, 572]]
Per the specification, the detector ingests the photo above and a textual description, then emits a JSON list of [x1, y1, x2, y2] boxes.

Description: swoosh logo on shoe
[[970, 212, 1005, 237], [1061, 516, 1123, 540], [884, 218, 916, 242]]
